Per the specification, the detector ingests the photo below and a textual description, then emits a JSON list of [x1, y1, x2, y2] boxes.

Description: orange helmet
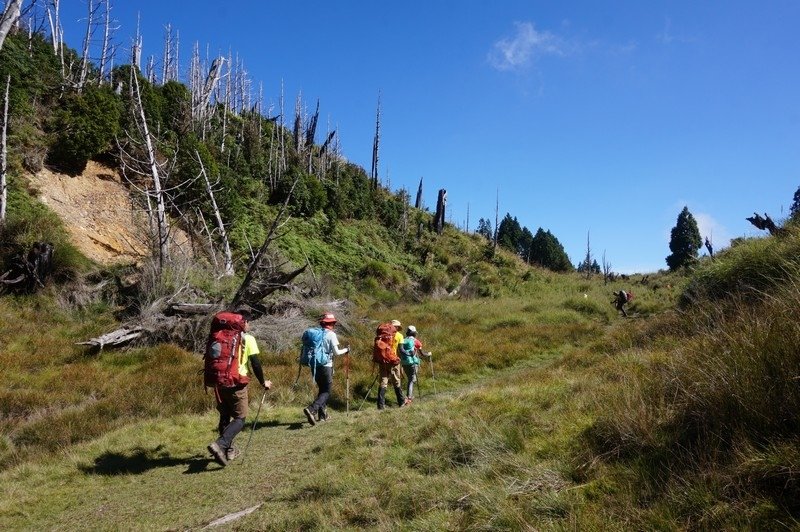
[[320, 312, 337, 324]]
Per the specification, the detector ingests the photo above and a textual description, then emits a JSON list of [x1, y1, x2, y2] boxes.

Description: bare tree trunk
[[293, 92, 302, 151], [602, 250, 612, 284], [161, 23, 171, 84], [583, 230, 592, 279], [196, 150, 234, 276], [370, 92, 380, 188], [131, 13, 142, 69], [0, 75, 9, 224], [98, 0, 112, 83], [131, 68, 169, 269], [493, 189, 499, 249], [230, 176, 300, 309], [434, 189, 447, 235], [78, 0, 98, 93], [0, 0, 22, 52]]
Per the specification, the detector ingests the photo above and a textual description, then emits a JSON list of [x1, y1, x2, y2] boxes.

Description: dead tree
[[292, 92, 302, 151], [129, 67, 169, 269], [433, 189, 447, 235], [370, 93, 380, 189], [602, 250, 612, 285], [0, 242, 55, 294], [746, 212, 784, 236], [196, 149, 234, 276], [493, 189, 499, 249], [230, 176, 303, 309], [130, 14, 142, 69], [0, 75, 8, 224], [0, 0, 22, 52], [97, 0, 116, 83], [582, 231, 593, 279], [78, 0, 103, 92], [415, 177, 423, 209]]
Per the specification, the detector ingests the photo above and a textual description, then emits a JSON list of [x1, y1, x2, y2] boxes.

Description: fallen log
[[77, 326, 147, 350]]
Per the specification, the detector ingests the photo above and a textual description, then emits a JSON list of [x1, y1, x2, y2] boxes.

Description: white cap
[[406, 325, 417, 334]]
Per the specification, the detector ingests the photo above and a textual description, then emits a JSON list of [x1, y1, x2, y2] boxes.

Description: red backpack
[[203, 311, 249, 388], [372, 322, 399, 364]]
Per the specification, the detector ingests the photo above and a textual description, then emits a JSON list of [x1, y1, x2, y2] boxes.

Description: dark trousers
[[309, 365, 333, 415]]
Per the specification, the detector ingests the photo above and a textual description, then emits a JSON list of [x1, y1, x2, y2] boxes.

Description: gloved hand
[[262, 379, 272, 390]]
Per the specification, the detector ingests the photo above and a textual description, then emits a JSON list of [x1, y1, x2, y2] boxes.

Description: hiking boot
[[318, 408, 329, 422], [403, 397, 413, 406], [226, 446, 240, 462], [394, 386, 406, 407], [207, 441, 228, 467], [303, 407, 317, 426], [377, 387, 386, 410]]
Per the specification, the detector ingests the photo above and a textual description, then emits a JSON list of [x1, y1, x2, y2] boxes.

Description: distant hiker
[[204, 309, 271, 467], [399, 325, 424, 403], [301, 312, 349, 426], [372, 319, 407, 409], [612, 290, 632, 317]]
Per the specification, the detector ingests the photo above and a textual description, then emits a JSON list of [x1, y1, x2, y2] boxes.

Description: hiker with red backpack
[[300, 312, 350, 426], [204, 309, 272, 467], [373, 319, 408, 409], [612, 290, 633, 317], [400, 325, 428, 404]]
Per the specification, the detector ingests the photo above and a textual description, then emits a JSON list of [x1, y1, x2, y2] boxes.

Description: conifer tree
[[666, 206, 702, 271], [790, 185, 800, 221]]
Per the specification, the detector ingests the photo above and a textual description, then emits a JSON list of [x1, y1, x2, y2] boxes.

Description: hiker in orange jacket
[[376, 319, 407, 409]]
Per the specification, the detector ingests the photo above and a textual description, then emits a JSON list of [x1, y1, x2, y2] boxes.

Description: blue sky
[[52, 0, 800, 273]]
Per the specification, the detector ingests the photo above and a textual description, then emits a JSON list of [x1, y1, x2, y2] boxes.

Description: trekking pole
[[240, 390, 267, 466], [428, 352, 437, 395], [345, 344, 351, 414], [357, 373, 379, 411]]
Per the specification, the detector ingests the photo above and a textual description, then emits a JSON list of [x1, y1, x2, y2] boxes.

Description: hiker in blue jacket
[[303, 312, 349, 425]]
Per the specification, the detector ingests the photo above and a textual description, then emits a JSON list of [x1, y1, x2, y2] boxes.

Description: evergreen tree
[[529, 228, 573, 272], [496, 213, 522, 253], [666, 206, 702, 271], [790, 185, 800, 221], [518, 226, 534, 262], [476, 218, 493, 240]]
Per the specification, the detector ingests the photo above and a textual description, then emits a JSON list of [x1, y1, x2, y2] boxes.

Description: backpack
[[373, 322, 399, 364], [299, 327, 330, 369], [625, 291, 633, 302], [203, 311, 249, 388]]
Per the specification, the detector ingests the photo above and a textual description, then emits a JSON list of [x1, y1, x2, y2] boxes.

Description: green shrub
[[46, 85, 122, 175]]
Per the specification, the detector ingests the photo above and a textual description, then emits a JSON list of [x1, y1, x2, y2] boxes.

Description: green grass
[[5, 223, 800, 528]]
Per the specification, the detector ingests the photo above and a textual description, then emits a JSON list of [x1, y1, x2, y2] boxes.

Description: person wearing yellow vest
[[207, 309, 272, 467]]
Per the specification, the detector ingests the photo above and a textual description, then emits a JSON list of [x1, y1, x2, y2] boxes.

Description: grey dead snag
[[129, 67, 170, 269], [196, 149, 234, 276], [230, 175, 301, 309], [0, 74, 8, 224], [433, 189, 447, 235], [0, 0, 22, 52], [0, 242, 55, 294], [370, 92, 381, 189]]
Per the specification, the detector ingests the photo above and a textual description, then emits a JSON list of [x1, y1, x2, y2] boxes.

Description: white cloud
[[693, 212, 731, 253], [488, 22, 563, 71], [657, 17, 696, 45]]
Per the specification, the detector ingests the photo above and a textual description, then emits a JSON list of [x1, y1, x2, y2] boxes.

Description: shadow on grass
[[261, 420, 304, 431], [79, 445, 217, 476]]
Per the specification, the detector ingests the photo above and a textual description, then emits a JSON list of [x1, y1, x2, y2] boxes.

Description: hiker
[[612, 290, 631, 317], [302, 312, 350, 426], [399, 325, 424, 403], [373, 319, 407, 409], [205, 309, 272, 467]]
